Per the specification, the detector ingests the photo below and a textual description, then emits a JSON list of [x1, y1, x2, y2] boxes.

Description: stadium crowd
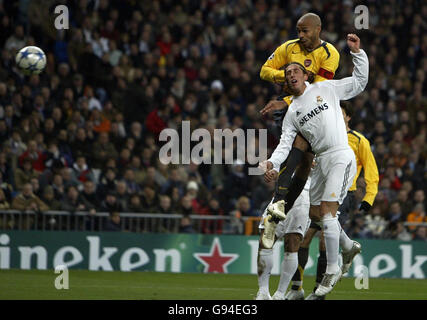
[[0, 0, 425, 240]]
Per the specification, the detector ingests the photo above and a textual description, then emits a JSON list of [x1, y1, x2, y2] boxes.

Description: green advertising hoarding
[[0, 231, 426, 279]]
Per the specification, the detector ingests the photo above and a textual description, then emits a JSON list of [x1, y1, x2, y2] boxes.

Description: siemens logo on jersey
[[299, 103, 329, 126]]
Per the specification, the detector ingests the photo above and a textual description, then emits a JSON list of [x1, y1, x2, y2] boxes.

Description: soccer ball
[[15, 46, 47, 75]]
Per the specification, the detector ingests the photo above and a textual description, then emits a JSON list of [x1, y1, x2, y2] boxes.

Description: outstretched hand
[[347, 34, 361, 53], [260, 100, 288, 116]]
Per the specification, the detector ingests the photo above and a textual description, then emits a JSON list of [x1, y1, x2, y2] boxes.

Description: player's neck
[[304, 39, 322, 52], [346, 125, 351, 132], [294, 84, 307, 96]]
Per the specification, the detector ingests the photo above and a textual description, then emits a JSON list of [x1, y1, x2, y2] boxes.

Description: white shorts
[[310, 148, 356, 206], [259, 184, 310, 240]]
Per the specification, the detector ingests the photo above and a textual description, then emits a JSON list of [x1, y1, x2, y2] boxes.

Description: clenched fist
[[347, 34, 361, 53]]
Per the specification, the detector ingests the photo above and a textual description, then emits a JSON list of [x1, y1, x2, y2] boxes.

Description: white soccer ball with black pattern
[[15, 46, 47, 75]]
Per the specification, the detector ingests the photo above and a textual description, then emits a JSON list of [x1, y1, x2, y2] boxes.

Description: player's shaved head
[[296, 13, 322, 51], [298, 13, 322, 27]]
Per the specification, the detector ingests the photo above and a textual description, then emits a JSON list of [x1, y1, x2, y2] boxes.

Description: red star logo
[[194, 238, 238, 273]]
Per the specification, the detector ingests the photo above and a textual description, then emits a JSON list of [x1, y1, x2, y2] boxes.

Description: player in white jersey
[[262, 34, 368, 296], [255, 161, 312, 300]]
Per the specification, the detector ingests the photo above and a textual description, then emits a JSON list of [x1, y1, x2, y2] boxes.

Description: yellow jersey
[[260, 39, 340, 84], [347, 130, 379, 206]]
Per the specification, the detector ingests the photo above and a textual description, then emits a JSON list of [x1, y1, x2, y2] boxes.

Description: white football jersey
[[269, 50, 369, 171]]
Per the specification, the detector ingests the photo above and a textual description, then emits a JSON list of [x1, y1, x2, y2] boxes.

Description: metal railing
[[0, 210, 425, 235], [0, 210, 243, 234]]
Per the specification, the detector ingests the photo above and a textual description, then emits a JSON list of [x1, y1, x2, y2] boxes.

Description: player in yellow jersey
[[260, 18, 339, 85], [286, 101, 379, 300]]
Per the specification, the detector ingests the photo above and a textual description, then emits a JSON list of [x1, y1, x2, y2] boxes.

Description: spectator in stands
[[199, 197, 224, 234], [223, 160, 248, 210], [41, 185, 61, 211], [91, 132, 118, 170], [391, 221, 413, 241], [80, 180, 98, 215], [406, 204, 426, 231], [44, 141, 69, 170], [14, 158, 40, 191], [5, 24, 26, 52], [128, 194, 144, 213], [6, 130, 26, 158], [0, 188, 10, 210], [413, 226, 427, 241], [70, 127, 93, 162], [100, 191, 124, 212], [158, 195, 173, 214], [348, 214, 374, 239], [145, 103, 174, 137], [11, 183, 48, 212], [0, 171, 12, 202], [0, 152, 14, 187], [365, 205, 389, 238], [30, 177, 42, 199], [42, 118, 58, 145], [115, 180, 129, 211], [186, 181, 201, 213], [18, 139, 45, 173], [71, 155, 95, 184], [413, 190, 426, 209], [61, 185, 88, 213], [178, 195, 194, 216], [179, 215, 196, 233], [97, 167, 117, 197], [104, 211, 122, 231], [224, 209, 244, 235], [160, 167, 184, 196], [51, 173, 65, 200], [123, 168, 141, 195], [235, 196, 257, 217], [90, 108, 111, 133], [128, 155, 145, 185], [117, 147, 131, 172], [387, 201, 404, 224], [60, 167, 79, 189]]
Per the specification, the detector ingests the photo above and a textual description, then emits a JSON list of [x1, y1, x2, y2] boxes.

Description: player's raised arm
[[326, 34, 369, 100], [268, 111, 298, 171]]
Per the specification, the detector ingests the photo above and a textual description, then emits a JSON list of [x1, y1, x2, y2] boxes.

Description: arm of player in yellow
[[359, 136, 379, 206], [260, 44, 287, 83], [313, 44, 340, 82]]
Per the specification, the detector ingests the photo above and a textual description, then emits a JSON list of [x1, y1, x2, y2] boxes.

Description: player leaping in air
[[288, 101, 379, 300], [255, 13, 341, 300], [262, 33, 368, 296], [258, 13, 340, 249]]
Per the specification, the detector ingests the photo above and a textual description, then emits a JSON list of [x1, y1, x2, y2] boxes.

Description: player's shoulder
[[319, 41, 340, 59], [280, 39, 300, 50], [348, 130, 369, 142]]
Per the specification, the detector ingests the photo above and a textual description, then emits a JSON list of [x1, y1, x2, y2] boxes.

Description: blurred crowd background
[[0, 0, 425, 240]]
